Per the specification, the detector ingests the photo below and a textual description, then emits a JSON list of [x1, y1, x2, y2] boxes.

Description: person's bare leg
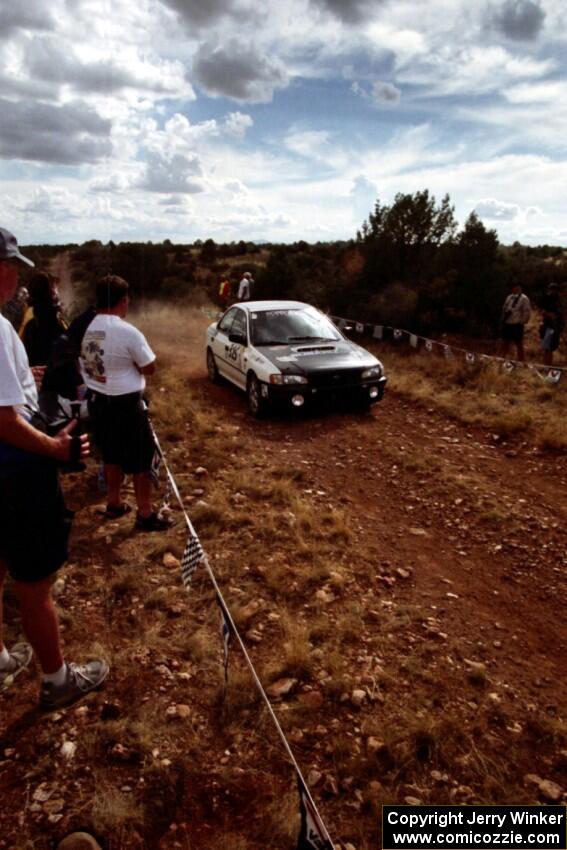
[[133, 472, 153, 518], [104, 464, 123, 508], [0, 562, 7, 652], [516, 341, 525, 362], [543, 350, 552, 365], [13, 576, 63, 674]]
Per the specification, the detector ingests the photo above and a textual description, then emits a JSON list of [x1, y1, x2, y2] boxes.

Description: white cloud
[[18, 35, 194, 105], [350, 174, 378, 223], [224, 179, 249, 194], [88, 173, 132, 193], [284, 129, 333, 160], [474, 198, 523, 221], [141, 150, 206, 194], [1, 0, 566, 246], [223, 111, 254, 138], [503, 79, 566, 104]]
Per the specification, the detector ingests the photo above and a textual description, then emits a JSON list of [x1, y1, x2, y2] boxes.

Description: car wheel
[[206, 347, 220, 383], [353, 395, 372, 413], [247, 373, 266, 418]]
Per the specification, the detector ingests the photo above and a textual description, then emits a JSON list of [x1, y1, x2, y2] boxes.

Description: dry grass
[[91, 783, 143, 833], [7, 299, 559, 850], [373, 344, 567, 450]]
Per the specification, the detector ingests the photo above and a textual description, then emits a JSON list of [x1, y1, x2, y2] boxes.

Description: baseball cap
[[0, 227, 35, 267]]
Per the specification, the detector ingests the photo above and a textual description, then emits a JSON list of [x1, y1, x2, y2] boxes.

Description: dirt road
[[1, 307, 565, 850], [203, 370, 567, 699]]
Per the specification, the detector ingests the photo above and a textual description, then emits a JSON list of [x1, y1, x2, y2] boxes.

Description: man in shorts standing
[[82, 274, 171, 531], [237, 271, 253, 302], [0, 227, 109, 709], [500, 282, 531, 362]]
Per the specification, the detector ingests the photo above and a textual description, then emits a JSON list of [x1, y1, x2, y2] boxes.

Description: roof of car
[[234, 300, 310, 312]]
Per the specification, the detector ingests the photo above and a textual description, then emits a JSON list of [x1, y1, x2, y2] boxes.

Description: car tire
[[247, 373, 266, 418], [206, 347, 220, 383], [353, 396, 372, 413]]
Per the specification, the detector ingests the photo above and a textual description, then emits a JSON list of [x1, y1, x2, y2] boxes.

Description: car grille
[[309, 368, 363, 388]]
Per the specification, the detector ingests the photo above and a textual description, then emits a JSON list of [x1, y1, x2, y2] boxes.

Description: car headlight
[[269, 374, 308, 385], [361, 365, 382, 379]]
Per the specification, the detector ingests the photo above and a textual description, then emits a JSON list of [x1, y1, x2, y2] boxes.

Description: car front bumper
[[261, 376, 387, 409]]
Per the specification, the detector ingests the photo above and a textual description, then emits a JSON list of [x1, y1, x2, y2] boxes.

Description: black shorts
[[0, 464, 72, 583], [501, 323, 524, 343], [88, 391, 156, 475]]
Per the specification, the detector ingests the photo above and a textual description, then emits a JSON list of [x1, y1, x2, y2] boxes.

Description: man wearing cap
[[237, 271, 253, 302], [0, 227, 109, 709]]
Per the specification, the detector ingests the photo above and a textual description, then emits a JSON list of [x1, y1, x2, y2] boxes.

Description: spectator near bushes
[[500, 282, 531, 363], [539, 282, 564, 365]]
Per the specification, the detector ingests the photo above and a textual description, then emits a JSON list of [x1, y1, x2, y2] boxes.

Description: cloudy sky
[[2, 0, 566, 246]]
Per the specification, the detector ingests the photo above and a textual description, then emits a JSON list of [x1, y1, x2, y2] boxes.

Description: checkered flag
[[180, 532, 205, 589], [297, 774, 334, 850]]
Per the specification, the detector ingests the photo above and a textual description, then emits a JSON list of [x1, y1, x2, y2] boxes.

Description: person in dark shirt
[[20, 272, 67, 368], [539, 283, 564, 365]]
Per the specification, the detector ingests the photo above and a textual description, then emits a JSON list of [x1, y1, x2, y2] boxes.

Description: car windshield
[[250, 308, 341, 346]]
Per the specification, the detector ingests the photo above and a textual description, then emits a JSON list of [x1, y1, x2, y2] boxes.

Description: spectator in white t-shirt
[[82, 274, 171, 531], [500, 282, 531, 362], [0, 226, 108, 710], [237, 272, 253, 302]]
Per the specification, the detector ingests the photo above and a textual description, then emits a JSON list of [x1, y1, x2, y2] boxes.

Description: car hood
[[256, 339, 381, 375]]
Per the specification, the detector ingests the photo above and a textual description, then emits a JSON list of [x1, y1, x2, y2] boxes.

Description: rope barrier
[[331, 316, 565, 384], [149, 422, 336, 850]]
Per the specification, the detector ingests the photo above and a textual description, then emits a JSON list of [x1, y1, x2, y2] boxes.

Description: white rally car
[[206, 300, 387, 417]]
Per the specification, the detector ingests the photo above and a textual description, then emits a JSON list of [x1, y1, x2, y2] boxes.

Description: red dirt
[[1, 317, 566, 850]]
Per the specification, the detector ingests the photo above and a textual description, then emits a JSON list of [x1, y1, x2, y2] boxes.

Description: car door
[[212, 307, 238, 381], [223, 307, 248, 389]]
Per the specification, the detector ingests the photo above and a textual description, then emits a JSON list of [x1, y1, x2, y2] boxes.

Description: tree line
[[255, 191, 566, 336], [21, 190, 566, 336]]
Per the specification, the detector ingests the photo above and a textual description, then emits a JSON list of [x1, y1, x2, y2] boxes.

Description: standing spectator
[[81, 274, 171, 531], [237, 271, 253, 302], [19, 271, 69, 414], [41, 304, 97, 411], [0, 226, 109, 709], [539, 282, 563, 366], [1, 284, 28, 332], [20, 271, 67, 367], [218, 277, 231, 309], [500, 282, 531, 362]]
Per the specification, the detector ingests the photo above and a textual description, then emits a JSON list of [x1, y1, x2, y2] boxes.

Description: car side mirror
[[229, 332, 247, 345]]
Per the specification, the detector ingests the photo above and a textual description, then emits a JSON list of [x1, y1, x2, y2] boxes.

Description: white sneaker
[[40, 660, 109, 710]]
